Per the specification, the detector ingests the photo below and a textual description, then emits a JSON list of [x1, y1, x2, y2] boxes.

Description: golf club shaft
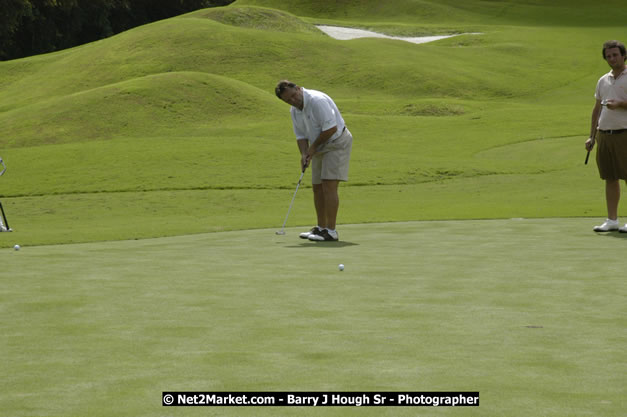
[[278, 169, 306, 233], [585, 150, 590, 165], [0, 157, 9, 229], [0, 201, 9, 230]]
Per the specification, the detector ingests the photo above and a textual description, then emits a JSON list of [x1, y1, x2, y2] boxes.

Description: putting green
[[1, 218, 625, 416]]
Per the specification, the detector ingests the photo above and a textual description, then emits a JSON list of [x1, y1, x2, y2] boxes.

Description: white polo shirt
[[290, 88, 345, 144], [595, 67, 627, 130]]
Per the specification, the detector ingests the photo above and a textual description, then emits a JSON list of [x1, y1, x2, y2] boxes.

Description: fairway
[[1, 219, 625, 417]]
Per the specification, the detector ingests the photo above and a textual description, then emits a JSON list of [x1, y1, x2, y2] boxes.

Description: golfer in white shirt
[[275, 80, 353, 241]]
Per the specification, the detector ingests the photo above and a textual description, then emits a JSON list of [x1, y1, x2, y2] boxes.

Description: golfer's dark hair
[[602, 40, 626, 60], [275, 80, 298, 99]]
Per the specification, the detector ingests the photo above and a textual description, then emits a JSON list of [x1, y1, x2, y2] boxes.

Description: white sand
[[316, 25, 476, 44]]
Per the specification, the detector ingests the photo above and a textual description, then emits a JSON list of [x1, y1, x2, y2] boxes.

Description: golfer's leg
[[321, 180, 339, 230], [606, 179, 620, 220], [313, 184, 326, 228]]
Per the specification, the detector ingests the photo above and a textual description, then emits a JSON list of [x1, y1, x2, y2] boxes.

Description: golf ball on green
[[338, 264, 344, 271], [14, 244, 20, 251]]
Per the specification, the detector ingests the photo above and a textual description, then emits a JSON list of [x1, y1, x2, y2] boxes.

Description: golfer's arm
[[297, 138, 309, 156], [590, 101, 602, 139], [311, 126, 337, 150]]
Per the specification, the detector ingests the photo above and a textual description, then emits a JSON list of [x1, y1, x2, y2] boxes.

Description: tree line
[[0, 0, 235, 61]]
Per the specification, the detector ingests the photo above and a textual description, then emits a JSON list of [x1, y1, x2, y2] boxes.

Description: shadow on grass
[[600, 231, 627, 240], [282, 241, 360, 248]]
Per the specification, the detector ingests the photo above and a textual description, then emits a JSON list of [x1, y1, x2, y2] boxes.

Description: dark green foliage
[[0, 0, 235, 60]]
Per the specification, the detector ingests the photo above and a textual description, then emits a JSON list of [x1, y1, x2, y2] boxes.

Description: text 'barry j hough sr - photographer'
[[161, 391, 480, 407]]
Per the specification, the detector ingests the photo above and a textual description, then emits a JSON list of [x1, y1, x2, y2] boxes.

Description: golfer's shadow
[[283, 240, 359, 248]]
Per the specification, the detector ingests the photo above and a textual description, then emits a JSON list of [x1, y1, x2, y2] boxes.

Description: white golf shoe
[[593, 219, 619, 232], [299, 226, 321, 239], [308, 228, 339, 241]]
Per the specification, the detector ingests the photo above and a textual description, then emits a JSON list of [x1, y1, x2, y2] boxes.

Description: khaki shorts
[[311, 127, 353, 184], [596, 130, 627, 180]]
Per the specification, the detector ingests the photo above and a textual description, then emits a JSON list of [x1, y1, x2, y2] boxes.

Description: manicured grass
[[0, 2, 625, 249], [1, 4, 626, 415], [1, 219, 625, 416], [0, 164, 615, 247]]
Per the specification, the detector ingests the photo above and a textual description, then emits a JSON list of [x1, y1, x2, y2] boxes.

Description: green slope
[[235, 0, 624, 26], [191, 4, 321, 32], [1, 71, 284, 148], [0, 1, 625, 246]]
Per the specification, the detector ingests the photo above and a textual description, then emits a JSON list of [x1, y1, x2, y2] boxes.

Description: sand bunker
[[316, 25, 475, 44]]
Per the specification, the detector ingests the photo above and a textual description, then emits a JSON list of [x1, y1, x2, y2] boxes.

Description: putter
[[585, 130, 599, 165], [276, 168, 307, 235]]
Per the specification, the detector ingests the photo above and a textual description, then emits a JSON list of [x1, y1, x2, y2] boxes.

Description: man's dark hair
[[275, 80, 297, 99], [602, 40, 626, 61]]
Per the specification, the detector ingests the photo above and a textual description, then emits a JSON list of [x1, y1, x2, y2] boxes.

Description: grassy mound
[[235, 0, 619, 26], [188, 5, 322, 33], [0, 72, 282, 148]]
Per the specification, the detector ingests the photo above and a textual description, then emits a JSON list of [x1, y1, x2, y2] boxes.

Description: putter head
[[275, 231, 286, 235]]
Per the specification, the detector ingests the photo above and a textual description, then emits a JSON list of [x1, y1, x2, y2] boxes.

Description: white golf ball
[[14, 244, 20, 251], [338, 264, 344, 271]]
